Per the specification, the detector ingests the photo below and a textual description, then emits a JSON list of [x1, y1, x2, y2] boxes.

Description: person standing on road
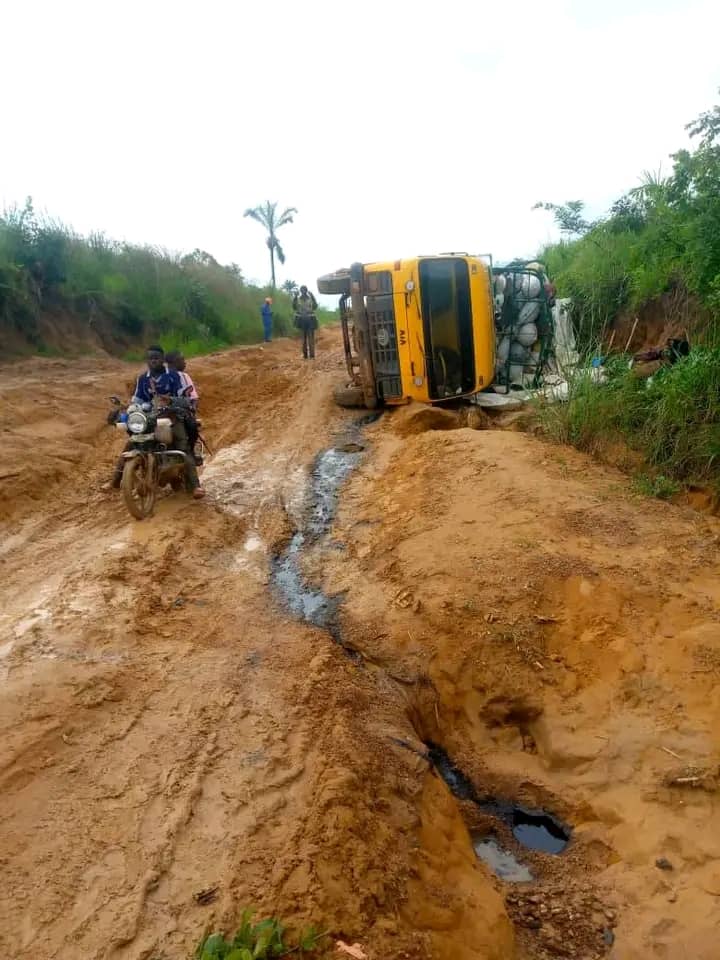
[[292, 285, 319, 359], [261, 297, 273, 342]]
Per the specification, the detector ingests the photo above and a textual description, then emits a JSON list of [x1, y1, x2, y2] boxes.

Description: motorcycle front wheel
[[122, 455, 157, 519]]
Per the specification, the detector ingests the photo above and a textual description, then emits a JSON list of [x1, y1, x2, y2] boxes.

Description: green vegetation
[[195, 910, 327, 959], [631, 473, 681, 501], [538, 96, 720, 351], [0, 198, 333, 356], [244, 202, 298, 290], [538, 349, 720, 494], [536, 95, 720, 494]]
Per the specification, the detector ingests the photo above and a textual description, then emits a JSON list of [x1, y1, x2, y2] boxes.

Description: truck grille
[[366, 272, 401, 399]]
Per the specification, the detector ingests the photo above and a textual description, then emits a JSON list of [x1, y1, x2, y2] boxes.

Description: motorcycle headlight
[[127, 411, 148, 434]]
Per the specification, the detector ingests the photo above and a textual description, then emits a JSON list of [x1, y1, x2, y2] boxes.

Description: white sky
[[2, 0, 719, 299]]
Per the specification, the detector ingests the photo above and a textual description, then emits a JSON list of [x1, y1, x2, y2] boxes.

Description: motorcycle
[[108, 394, 209, 520]]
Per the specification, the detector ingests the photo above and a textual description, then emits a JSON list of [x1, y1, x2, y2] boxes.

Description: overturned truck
[[318, 255, 557, 409]]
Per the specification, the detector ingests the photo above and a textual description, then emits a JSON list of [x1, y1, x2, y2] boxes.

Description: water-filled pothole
[[426, 742, 571, 862]]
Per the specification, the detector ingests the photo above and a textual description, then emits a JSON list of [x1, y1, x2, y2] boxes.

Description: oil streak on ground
[[1, 328, 720, 960], [272, 442, 364, 637], [427, 741, 570, 853]]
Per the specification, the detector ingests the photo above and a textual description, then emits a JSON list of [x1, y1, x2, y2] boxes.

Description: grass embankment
[[539, 351, 720, 496], [537, 95, 720, 495], [0, 199, 334, 357]]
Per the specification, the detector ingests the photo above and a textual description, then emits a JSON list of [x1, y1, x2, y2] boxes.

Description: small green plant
[[631, 473, 680, 500], [195, 910, 327, 960]]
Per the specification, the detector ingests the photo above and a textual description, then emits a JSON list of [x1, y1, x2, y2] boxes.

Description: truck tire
[[333, 384, 366, 409], [318, 271, 351, 296]]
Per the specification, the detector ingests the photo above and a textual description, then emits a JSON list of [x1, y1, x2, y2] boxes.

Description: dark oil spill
[[426, 742, 570, 859], [271, 416, 572, 868], [512, 807, 569, 854], [271, 414, 379, 654]]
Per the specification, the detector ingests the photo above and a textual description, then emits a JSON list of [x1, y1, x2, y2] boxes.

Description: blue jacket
[[261, 303, 272, 321], [132, 369, 183, 404]]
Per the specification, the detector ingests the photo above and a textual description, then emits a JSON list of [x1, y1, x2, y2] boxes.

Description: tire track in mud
[[108, 732, 219, 958], [0, 338, 377, 958]]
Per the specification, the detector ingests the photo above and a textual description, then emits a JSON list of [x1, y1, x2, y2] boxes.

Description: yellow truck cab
[[318, 255, 495, 408]]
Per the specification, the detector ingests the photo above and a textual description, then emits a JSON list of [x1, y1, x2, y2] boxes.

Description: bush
[[539, 95, 720, 349], [535, 95, 720, 491], [539, 350, 720, 491], [631, 474, 681, 500], [0, 199, 336, 354]]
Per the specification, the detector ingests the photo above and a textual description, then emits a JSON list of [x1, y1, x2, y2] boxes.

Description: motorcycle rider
[[132, 344, 181, 403], [107, 345, 204, 499], [292, 285, 319, 359]]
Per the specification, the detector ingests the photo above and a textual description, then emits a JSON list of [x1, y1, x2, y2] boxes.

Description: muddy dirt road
[[1, 329, 719, 960]]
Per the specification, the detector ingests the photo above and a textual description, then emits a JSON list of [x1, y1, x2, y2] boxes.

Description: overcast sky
[[2, 0, 719, 295]]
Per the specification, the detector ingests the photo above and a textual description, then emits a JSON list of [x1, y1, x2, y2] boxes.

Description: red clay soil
[[1, 329, 719, 959]]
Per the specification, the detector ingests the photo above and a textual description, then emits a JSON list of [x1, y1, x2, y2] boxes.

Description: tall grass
[[0, 198, 334, 355], [539, 350, 720, 491], [535, 95, 720, 491]]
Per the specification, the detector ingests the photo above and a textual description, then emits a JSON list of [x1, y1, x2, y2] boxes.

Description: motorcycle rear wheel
[[122, 456, 157, 519]]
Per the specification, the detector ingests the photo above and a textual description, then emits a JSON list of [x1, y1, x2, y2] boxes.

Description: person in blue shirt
[[107, 345, 204, 497], [132, 344, 183, 401], [261, 297, 273, 342]]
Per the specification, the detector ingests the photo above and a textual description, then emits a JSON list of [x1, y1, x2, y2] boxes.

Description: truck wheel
[[318, 271, 351, 296], [361, 386, 379, 409], [333, 384, 366, 408]]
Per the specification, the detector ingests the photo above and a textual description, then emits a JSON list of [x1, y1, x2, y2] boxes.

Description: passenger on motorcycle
[[108, 345, 205, 499], [165, 350, 202, 464]]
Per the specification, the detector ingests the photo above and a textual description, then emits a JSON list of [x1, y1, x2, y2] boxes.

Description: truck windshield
[[419, 258, 475, 399]]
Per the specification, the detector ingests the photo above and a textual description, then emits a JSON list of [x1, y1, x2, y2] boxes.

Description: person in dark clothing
[[292, 285, 319, 359], [261, 297, 273, 342], [107, 346, 204, 498]]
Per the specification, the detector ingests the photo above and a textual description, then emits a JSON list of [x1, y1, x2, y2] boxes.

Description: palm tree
[[281, 279, 299, 296], [243, 201, 298, 289]]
